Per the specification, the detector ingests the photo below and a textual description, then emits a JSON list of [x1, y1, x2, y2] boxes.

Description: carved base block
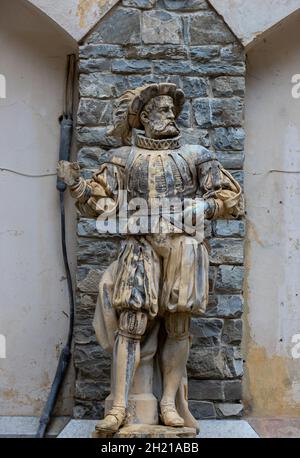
[[91, 424, 197, 438]]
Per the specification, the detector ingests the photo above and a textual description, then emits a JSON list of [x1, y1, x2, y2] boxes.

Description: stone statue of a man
[[58, 83, 243, 436]]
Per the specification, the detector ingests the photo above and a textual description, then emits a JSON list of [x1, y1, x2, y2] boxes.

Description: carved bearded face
[[140, 95, 180, 140]]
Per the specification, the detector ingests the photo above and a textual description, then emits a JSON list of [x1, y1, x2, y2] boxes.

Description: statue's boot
[[95, 406, 126, 433], [160, 402, 184, 427]]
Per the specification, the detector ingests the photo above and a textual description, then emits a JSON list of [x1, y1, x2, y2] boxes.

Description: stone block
[[187, 345, 243, 379], [220, 44, 245, 63], [73, 401, 105, 420], [87, 8, 141, 45], [223, 380, 243, 401], [75, 379, 110, 402], [142, 10, 183, 44], [182, 77, 209, 98], [189, 379, 224, 401], [212, 127, 245, 151], [163, 0, 209, 11], [209, 239, 244, 265], [189, 401, 216, 419], [77, 127, 122, 149], [78, 237, 120, 267], [213, 220, 245, 238], [222, 319, 243, 345], [215, 403, 243, 418], [191, 318, 223, 346], [126, 45, 188, 59], [216, 265, 244, 293], [190, 46, 220, 62], [79, 44, 125, 59], [112, 59, 152, 74], [79, 73, 128, 99], [77, 99, 112, 126], [77, 266, 102, 294], [74, 323, 97, 345], [177, 101, 191, 128], [193, 98, 244, 128], [77, 148, 106, 169], [123, 0, 156, 8], [205, 295, 244, 318], [181, 128, 211, 148], [216, 152, 244, 170], [190, 12, 235, 45], [79, 59, 111, 73], [212, 76, 245, 97], [74, 344, 112, 381]]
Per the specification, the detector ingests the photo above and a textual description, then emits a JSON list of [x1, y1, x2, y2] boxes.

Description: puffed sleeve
[[198, 158, 244, 219], [70, 162, 124, 218]]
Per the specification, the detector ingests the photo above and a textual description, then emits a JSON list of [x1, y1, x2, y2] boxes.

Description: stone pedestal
[[105, 394, 158, 426], [91, 424, 197, 439]]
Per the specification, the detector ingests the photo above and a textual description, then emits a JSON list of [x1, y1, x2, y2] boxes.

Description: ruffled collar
[[135, 134, 181, 150]]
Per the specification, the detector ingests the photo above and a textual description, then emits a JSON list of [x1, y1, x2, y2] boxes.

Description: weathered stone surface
[[189, 401, 216, 419], [212, 127, 245, 151], [190, 46, 220, 62], [78, 148, 106, 169], [213, 220, 245, 238], [76, 294, 97, 319], [74, 344, 112, 380], [77, 266, 102, 293], [209, 266, 217, 293], [74, 401, 104, 420], [220, 44, 245, 63], [79, 73, 128, 99], [193, 98, 244, 128], [191, 318, 223, 346], [142, 10, 183, 44], [209, 239, 244, 265], [223, 380, 242, 401], [189, 379, 223, 401], [79, 44, 125, 59], [114, 424, 197, 438], [153, 60, 245, 76], [212, 77, 245, 97], [87, 8, 141, 45], [205, 295, 244, 318], [77, 127, 122, 149], [190, 12, 236, 45], [77, 99, 112, 126], [79, 59, 111, 74], [216, 266, 244, 293], [187, 346, 243, 379], [76, 379, 110, 402], [222, 319, 243, 345], [123, 0, 156, 8], [215, 403, 243, 418], [216, 152, 244, 170], [163, 0, 209, 11], [182, 77, 208, 98], [230, 170, 244, 188], [78, 238, 120, 267], [127, 45, 187, 60], [177, 101, 191, 128], [74, 323, 97, 345], [112, 59, 152, 74], [181, 128, 210, 148]]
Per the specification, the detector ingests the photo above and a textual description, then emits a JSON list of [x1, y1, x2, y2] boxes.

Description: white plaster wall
[[0, 0, 77, 415], [244, 8, 300, 416], [210, 0, 300, 47]]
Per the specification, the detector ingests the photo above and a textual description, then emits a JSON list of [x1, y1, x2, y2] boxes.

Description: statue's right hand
[[57, 161, 81, 187]]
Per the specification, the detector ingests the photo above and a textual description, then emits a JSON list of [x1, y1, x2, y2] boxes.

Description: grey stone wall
[[74, 0, 245, 420]]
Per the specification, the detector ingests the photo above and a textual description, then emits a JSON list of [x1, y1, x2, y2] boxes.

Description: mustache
[[154, 121, 179, 132]]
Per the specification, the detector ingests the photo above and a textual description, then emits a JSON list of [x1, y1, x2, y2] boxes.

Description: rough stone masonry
[[74, 0, 245, 420]]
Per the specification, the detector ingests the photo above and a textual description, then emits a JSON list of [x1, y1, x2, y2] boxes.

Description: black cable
[[36, 54, 76, 438]]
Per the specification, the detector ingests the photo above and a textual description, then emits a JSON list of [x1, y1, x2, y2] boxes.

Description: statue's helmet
[[108, 83, 185, 145]]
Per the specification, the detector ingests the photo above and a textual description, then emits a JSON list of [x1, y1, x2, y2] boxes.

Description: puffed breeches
[[109, 234, 209, 319]]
